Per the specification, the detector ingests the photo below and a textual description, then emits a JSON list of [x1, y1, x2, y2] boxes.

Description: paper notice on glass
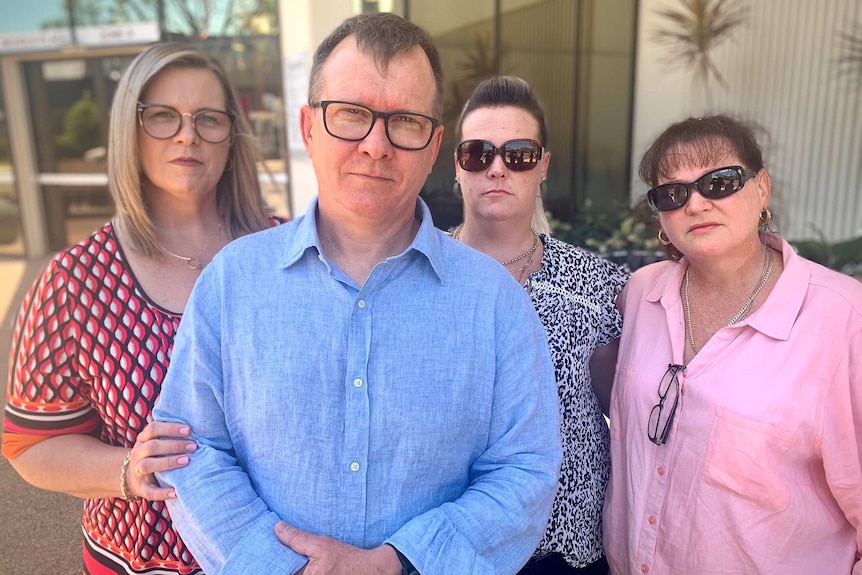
[[285, 51, 309, 154]]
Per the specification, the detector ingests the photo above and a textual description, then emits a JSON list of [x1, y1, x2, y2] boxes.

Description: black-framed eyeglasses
[[648, 364, 685, 446], [456, 139, 545, 172], [647, 165, 757, 212], [137, 103, 235, 144], [313, 100, 440, 151]]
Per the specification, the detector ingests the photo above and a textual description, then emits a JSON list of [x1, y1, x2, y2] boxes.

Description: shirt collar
[[746, 234, 808, 342], [645, 233, 808, 342], [276, 196, 445, 283]]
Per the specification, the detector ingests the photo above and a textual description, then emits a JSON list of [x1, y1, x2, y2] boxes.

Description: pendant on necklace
[[185, 258, 203, 271]]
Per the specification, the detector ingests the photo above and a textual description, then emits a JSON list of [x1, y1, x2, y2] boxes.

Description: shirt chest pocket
[[703, 407, 796, 513]]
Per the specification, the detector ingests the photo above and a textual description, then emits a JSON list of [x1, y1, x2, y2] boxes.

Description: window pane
[[25, 56, 133, 174], [0, 67, 23, 256], [163, 0, 278, 40], [43, 185, 114, 251], [1, 1, 68, 33], [411, 0, 636, 235], [411, 0, 497, 231], [72, 0, 158, 25]]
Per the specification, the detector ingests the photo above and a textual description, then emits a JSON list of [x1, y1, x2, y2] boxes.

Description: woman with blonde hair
[[3, 43, 279, 574]]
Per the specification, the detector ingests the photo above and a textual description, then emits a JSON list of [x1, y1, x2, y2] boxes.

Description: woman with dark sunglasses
[[450, 76, 629, 575], [603, 115, 862, 574]]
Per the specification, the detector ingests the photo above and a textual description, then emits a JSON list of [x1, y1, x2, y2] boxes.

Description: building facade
[[1, 0, 859, 260]]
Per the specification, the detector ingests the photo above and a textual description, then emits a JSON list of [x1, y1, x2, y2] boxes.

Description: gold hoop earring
[[759, 208, 772, 226], [657, 228, 671, 246]]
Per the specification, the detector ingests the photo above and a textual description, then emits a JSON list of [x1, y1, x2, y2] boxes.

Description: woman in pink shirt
[[604, 115, 862, 575]]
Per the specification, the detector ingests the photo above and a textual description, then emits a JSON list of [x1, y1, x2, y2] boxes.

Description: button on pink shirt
[[604, 235, 862, 575]]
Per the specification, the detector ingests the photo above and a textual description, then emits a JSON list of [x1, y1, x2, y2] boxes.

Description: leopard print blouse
[[526, 234, 628, 568]]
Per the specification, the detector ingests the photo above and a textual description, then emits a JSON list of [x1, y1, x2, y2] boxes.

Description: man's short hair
[[308, 13, 444, 119]]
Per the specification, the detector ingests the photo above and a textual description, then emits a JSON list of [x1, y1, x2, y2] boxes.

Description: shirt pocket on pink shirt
[[703, 407, 796, 513]]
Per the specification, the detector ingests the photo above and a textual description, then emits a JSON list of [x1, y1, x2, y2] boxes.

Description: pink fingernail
[[179, 426, 190, 436], [168, 490, 177, 499], [177, 456, 189, 465], [185, 443, 197, 452]]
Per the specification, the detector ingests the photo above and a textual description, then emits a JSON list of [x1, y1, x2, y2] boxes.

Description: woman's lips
[[170, 156, 203, 166], [688, 222, 719, 233]]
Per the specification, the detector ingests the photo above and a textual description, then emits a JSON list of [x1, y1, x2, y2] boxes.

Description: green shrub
[[56, 91, 103, 159]]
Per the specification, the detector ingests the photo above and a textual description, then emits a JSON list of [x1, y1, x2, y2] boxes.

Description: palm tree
[[838, 20, 862, 88], [652, 0, 748, 108]]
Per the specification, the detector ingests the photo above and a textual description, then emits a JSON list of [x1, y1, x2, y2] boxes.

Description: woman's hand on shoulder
[[127, 421, 196, 501]]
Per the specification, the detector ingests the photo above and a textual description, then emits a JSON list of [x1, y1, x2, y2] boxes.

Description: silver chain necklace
[[684, 246, 773, 354]]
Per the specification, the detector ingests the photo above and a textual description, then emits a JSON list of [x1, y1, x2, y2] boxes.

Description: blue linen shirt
[[154, 198, 562, 575]]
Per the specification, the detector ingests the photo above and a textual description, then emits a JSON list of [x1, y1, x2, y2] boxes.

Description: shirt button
[[648, 515, 657, 525], [657, 466, 666, 476], [641, 565, 649, 573], [350, 462, 360, 472], [353, 378, 363, 388], [357, 300, 366, 309]]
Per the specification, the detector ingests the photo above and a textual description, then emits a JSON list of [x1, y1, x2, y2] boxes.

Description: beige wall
[[280, 0, 356, 217], [632, 0, 862, 242]]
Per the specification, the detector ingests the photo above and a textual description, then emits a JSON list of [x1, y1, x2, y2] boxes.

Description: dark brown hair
[[639, 114, 765, 188], [454, 76, 551, 234], [308, 13, 444, 119], [640, 115, 767, 261], [455, 76, 549, 145]]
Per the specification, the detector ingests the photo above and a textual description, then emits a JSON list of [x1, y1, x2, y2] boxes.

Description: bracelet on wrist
[[120, 449, 141, 502]]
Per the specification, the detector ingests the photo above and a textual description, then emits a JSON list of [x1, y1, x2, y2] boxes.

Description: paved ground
[[0, 258, 83, 574]]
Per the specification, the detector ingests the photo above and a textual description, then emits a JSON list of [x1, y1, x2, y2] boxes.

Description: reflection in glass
[[163, 0, 277, 40], [25, 56, 133, 174], [42, 185, 114, 251], [410, 0, 635, 234], [1, 1, 68, 34]]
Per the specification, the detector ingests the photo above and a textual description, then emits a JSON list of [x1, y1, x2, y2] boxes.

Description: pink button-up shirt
[[604, 234, 862, 575]]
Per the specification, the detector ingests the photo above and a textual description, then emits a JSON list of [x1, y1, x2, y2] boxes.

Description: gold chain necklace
[[451, 224, 539, 278], [157, 221, 223, 271], [683, 246, 773, 353], [513, 236, 539, 284]]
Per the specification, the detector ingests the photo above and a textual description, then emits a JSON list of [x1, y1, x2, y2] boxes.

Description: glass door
[[24, 54, 135, 250], [0, 65, 21, 256]]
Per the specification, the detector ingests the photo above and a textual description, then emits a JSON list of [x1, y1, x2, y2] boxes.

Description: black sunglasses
[[647, 165, 757, 212], [647, 364, 685, 446], [456, 139, 544, 172]]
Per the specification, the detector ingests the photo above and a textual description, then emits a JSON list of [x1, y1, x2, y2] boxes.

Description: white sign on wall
[[285, 51, 310, 153], [0, 21, 159, 54], [76, 21, 160, 47], [0, 29, 71, 53]]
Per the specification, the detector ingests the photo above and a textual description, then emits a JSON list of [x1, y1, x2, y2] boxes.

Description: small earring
[[452, 180, 462, 198], [759, 208, 772, 226], [657, 228, 671, 246]]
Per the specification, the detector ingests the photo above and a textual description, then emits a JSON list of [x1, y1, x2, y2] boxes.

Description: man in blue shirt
[[154, 13, 561, 575]]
